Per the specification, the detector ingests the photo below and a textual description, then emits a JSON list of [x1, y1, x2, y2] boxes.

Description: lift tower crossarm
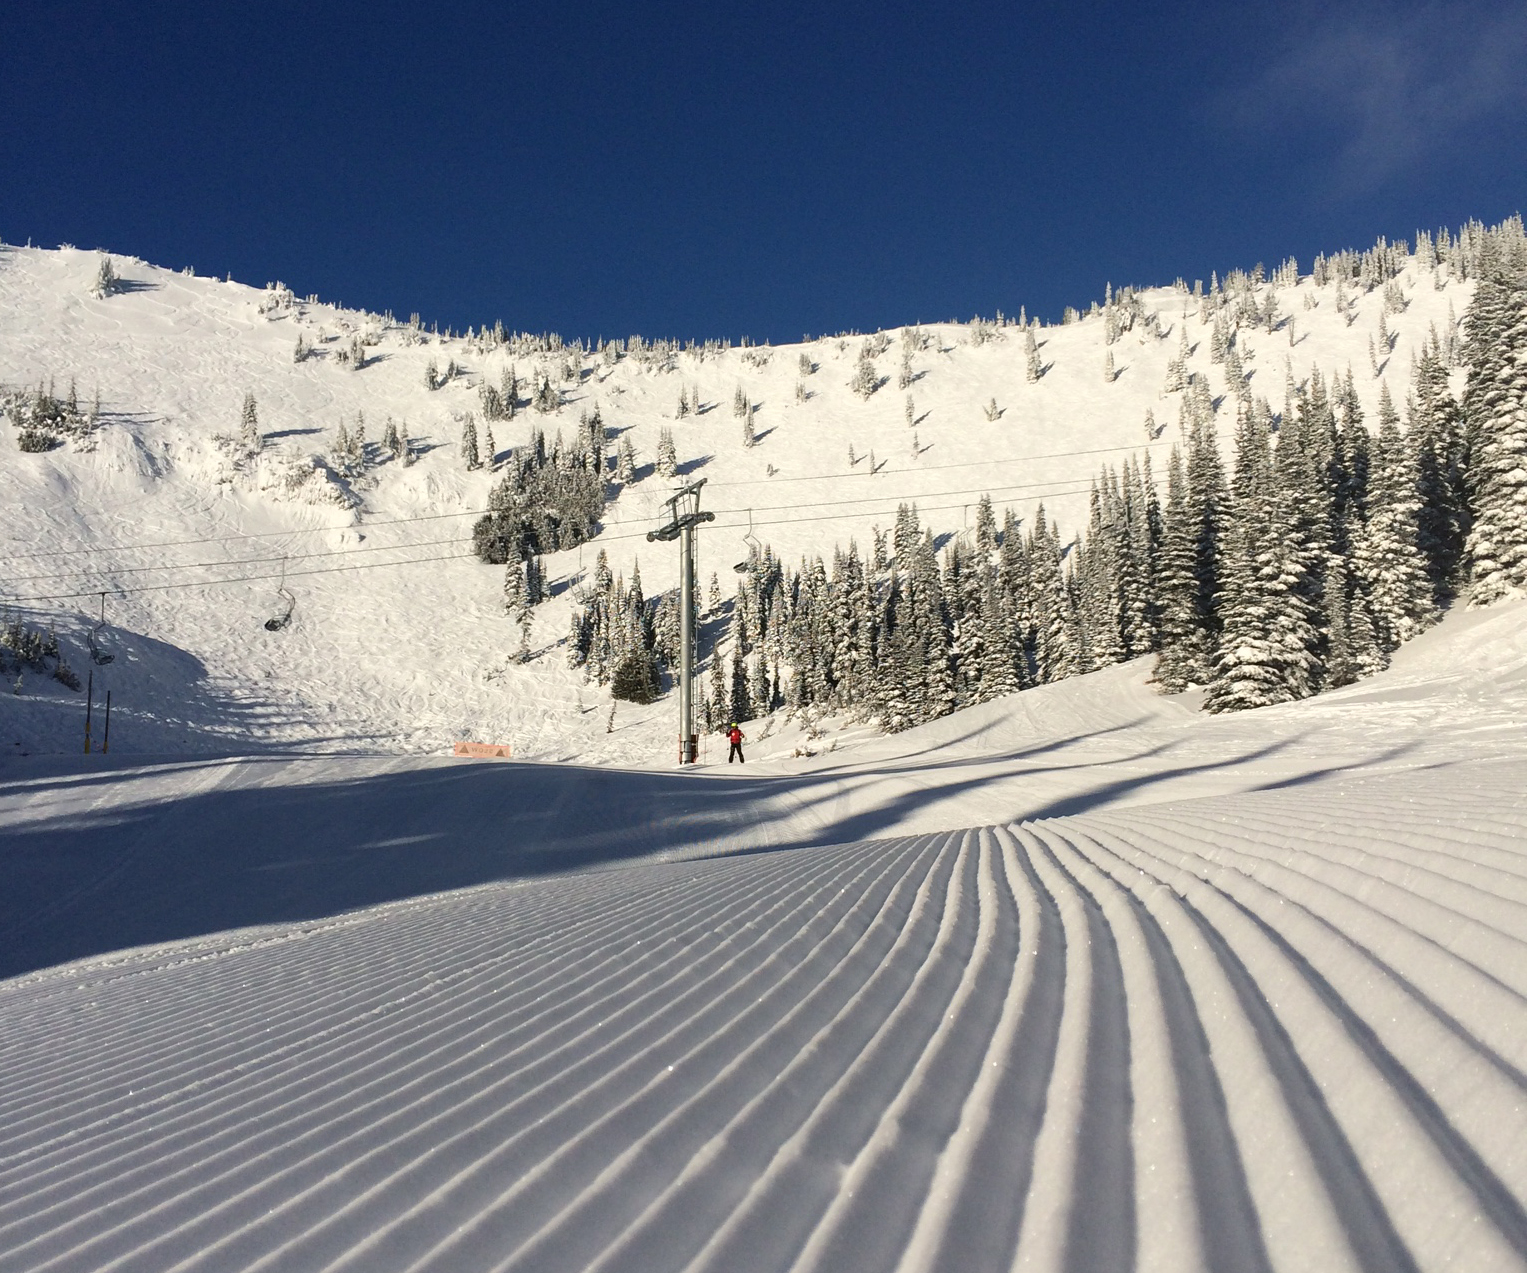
[[646, 479, 715, 541]]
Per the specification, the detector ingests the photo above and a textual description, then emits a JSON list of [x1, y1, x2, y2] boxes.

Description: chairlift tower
[[648, 479, 714, 764]]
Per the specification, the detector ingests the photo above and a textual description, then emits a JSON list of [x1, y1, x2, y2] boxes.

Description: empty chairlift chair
[[89, 592, 114, 665], [264, 559, 295, 632]]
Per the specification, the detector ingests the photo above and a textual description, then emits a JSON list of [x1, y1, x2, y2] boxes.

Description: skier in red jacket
[[727, 723, 745, 764]]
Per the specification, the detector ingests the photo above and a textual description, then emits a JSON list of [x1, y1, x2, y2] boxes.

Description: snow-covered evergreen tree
[[330, 421, 353, 475], [1024, 329, 1042, 382], [1153, 420, 1225, 691], [1024, 506, 1074, 684], [1206, 511, 1319, 711], [1119, 457, 1157, 654], [1332, 372, 1370, 561], [707, 635, 727, 730], [655, 426, 678, 479], [652, 589, 679, 669], [503, 556, 529, 621], [1275, 370, 1345, 688], [874, 568, 916, 732], [1410, 336, 1468, 600], [461, 415, 482, 470], [238, 392, 262, 459], [525, 552, 545, 606], [850, 346, 879, 399], [729, 651, 752, 724], [1205, 407, 1319, 712], [906, 530, 954, 721], [1074, 480, 1125, 670], [750, 655, 772, 715], [977, 562, 1019, 699], [90, 255, 117, 299], [824, 548, 870, 713], [974, 494, 998, 557], [1353, 384, 1436, 646], [506, 366, 520, 416], [1463, 243, 1527, 603]]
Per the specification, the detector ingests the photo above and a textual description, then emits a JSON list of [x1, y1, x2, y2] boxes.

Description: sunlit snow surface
[[4, 602, 1527, 1272], [0, 241, 1477, 760], [2, 244, 1526, 1269]]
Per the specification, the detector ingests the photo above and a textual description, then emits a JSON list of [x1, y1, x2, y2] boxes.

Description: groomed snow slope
[[2, 771, 1524, 1273], [2, 599, 1526, 1272]]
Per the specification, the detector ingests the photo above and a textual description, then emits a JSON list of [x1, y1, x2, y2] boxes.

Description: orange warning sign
[[453, 741, 513, 760]]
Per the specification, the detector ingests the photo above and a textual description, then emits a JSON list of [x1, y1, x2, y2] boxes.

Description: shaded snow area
[[3, 598, 1527, 1272]]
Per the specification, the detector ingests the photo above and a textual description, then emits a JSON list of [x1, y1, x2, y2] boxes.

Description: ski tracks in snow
[[1, 770, 1525, 1272]]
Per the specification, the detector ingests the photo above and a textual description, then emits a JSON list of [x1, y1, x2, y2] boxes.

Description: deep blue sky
[[5, 1, 1525, 344]]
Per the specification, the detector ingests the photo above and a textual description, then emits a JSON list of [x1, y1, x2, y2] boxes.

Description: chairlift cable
[[3, 486, 1098, 604], [0, 439, 1168, 564], [5, 469, 1096, 587]]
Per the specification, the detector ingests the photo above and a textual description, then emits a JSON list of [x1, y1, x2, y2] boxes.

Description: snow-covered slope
[[0, 240, 1471, 761], [7, 592, 1527, 977], [5, 234, 1524, 1270], [3, 760, 1524, 1272], [4, 554, 1526, 1270]]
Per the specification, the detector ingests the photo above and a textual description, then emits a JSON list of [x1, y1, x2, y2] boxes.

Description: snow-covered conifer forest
[[4, 222, 1527, 1272]]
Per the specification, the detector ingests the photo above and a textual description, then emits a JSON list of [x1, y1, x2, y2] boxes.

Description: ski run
[[3, 220, 1527, 1270], [1, 749, 1525, 1271]]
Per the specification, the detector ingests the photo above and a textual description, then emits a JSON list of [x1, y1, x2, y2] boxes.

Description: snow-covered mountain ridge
[[0, 228, 1492, 758], [5, 228, 1527, 1273]]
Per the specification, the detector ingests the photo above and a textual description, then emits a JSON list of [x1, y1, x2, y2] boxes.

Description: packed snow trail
[[2, 763, 1523, 1272]]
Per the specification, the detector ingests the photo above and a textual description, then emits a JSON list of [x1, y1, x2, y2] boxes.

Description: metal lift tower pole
[[679, 522, 695, 763], [648, 480, 714, 764]]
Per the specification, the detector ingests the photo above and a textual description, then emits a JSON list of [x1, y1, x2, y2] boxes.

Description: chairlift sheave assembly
[[264, 559, 296, 632], [89, 592, 115, 665]]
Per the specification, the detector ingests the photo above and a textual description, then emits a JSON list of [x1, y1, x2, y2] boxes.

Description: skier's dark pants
[[728, 742, 744, 763]]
